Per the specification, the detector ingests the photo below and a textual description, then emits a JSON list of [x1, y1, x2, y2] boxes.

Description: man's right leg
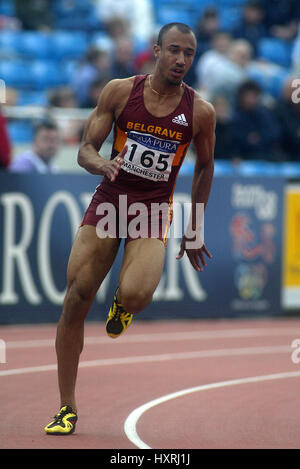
[[54, 225, 120, 413]]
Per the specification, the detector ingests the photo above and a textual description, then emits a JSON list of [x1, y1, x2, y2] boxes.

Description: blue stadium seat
[[54, 14, 100, 31], [52, 0, 99, 30], [219, 0, 248, 5], [50, 31, 88, 59], [156, 7, 195, 28], [0, 60, 35, 88], [248, 66, 290, 98], [218, 6, 243, 31], [17, 90, 48, 106], [8, 120, 34, 143], [0, 31, 22, 56], [0, 0, 15, 16], [258, 38, 292, 68], [18, 32, 51, 59], [30, 61, 68, 89]]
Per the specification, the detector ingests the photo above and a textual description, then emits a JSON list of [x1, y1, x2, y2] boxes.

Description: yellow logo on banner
[[283, 187, 300, 287]]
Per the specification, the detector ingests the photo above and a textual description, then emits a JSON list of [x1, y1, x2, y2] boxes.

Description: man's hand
[[102, 145, 127, 182], [176, 235, 212, 272]]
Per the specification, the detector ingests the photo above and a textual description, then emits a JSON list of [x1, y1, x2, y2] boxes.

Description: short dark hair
[[238, 79, 261, 96], [33, 118, 58, 137], [157, 22, 195, 47]]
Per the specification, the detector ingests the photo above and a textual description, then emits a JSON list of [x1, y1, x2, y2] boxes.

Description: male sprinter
[[45, 22, 215, 435]]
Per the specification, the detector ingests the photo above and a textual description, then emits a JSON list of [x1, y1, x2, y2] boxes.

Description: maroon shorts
[[81, 187, 172, 247]]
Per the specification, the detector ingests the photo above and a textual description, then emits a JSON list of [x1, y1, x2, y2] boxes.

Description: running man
[[45, 22, 215, 435]]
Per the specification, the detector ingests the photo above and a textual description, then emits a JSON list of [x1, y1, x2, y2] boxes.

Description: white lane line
[[0, 344, 291, 377], [124, 370, 300, 449], [5, 327, 300, 349]]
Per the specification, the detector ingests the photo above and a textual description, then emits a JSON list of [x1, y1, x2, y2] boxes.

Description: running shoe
[[106, 292, 133, 338], [44, 405, 78, 435]]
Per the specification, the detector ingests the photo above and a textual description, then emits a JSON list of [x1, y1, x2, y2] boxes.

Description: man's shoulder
[[104, 76, 137, 97], [97, 76, 137, 111]]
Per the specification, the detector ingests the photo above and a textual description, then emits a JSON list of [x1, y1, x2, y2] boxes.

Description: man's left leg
[[106, 238, 166, 338]]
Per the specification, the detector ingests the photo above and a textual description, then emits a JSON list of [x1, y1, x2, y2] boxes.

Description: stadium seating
[[17, 90, 48, 106], [50, 31, 89, 60], [0, 0, 298, 160], [258, 37, 293, 68], [0, 0, 15, 16], [248, 66, 290, 98], [30, 60, 68, 89], [7, 120, 33, 143], [0, 60, 34, 88], [52, 0, 100, 31], [18, 31, 51, 59]]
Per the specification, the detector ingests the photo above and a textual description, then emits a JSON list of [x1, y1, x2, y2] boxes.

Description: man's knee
[[62, 281, 95, 325], [119, 286, 153, 314]]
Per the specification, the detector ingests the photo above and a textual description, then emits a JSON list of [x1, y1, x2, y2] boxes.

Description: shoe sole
[[45, 426, 76, 435]]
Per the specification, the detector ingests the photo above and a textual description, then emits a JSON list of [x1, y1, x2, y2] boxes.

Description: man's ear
[[153, 44, 161, 59]]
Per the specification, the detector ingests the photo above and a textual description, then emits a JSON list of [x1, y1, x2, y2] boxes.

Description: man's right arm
[[77, 79, 128, 181]]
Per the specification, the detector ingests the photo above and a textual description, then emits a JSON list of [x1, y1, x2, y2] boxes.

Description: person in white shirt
[[95, 0, 155, 44], [9, 119, 60, 173], [196, 37, 253, 102]]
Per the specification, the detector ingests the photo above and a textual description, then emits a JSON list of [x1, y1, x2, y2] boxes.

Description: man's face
[[154, 27, 197, 86], [240, 90, 260, 110], [34, 128, 60, 162]]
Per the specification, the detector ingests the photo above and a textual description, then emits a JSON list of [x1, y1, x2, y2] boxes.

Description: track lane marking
[[5, 327, 300, 349], [0, 344, 292, 376], [124, 370, 300, 449]]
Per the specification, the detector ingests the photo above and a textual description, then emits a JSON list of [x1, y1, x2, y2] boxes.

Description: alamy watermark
[[291, 79, 300, 104], [94, 196, 205, 249], [0, 339, 6, 363], [291, 339, 300, 364]]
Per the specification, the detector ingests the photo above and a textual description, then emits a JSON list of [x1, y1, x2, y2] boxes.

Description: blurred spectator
[[196, 32, 232, 96], [260, 0, 300, 40], [10, 119, 60, 173], [84, 76, 110, 108], [232, 80, 282, 160], [211, 95, 237, 160], [0, 14, 21, 30], [71, 46, 112, 107], [104, 17, 130, 41], [134, 33, 156, 75], [111, 36, 137, 79], [0, 107, 11, 169], [186, 8, 220, 87], [48, 87, 78, 109], [195, 8, 220, 56], [48, 87, 84, 144], [275, 77, 300, 161], [233, 0, 267, 55], [197, 39, 253, 103], [95, 0, 155, 43], [14, 0, 53, 31], [292, 24, 300, 76]]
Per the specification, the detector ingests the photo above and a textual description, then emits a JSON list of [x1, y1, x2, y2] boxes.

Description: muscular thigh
[[119, 238, 166, 298], [67, 225, 120, 299]]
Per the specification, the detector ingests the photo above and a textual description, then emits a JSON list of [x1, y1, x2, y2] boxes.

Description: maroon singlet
[[81, 74, 195, 245]]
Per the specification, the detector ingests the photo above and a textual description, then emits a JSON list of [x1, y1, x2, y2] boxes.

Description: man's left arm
[[177, 100, 216, 272]]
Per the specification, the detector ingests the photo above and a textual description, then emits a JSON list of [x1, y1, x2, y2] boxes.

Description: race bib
[[122, 131, 180, 182]]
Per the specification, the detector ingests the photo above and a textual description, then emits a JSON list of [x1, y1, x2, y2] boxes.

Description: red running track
[[0, 317, 300, 449]]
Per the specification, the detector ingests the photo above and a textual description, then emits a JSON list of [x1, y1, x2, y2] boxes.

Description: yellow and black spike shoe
[[106, 292, 133, 339], [44, 405, 78, 435]]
